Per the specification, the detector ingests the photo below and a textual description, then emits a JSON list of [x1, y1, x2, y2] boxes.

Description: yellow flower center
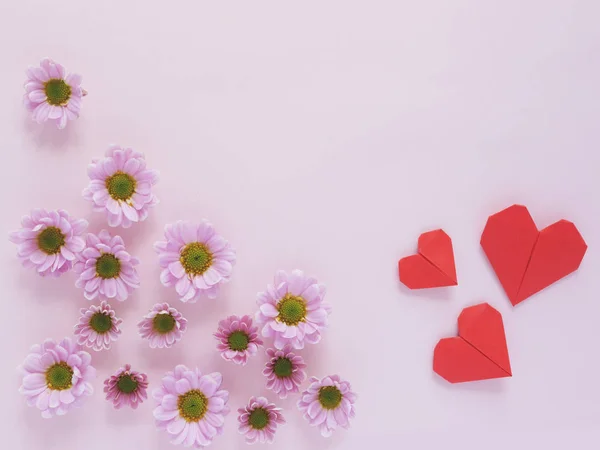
[[277, 294, 307, 325], [44, 79, 71, 106]]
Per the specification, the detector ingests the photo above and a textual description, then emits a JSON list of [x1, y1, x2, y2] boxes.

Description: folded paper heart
[[398, 229, 457, 289], [433, 303, 512, 383], [481, 204, 587, 306]]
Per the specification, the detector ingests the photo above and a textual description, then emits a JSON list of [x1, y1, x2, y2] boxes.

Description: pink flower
[[24, 58, 85, 129], [255, 270, 331, 349], [9, 209, 87, 277], [18, 337, 96, 418], [154, 221, 236, 303], [238, 396, 285, 444], [138, 303, 187, 348], [263, 345, 307, 399], [153, 365, 229, 448], [104, 364, 149, 409], [74, 301, 122, 351], [214, 315, 263, 366], [83, 145, 159, 228], [74, 230, 140, 301], [297, 375, 356, 437]]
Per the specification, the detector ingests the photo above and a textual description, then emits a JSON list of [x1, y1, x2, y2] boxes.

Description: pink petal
[[106, 198, 120, 214], [259, 303, 278, 318], [168, 261, 185, 278], [48, 105, 62, 119], [33, 102, 50, 123], [121, 203, 139, 221], [104, 278, 117, 297], [202, 267, 221, 286], [30, 250, 47, 264], [123, 158, 141, 174], [66, 73, 82, 86], [176, 276, 191, 296], [28, 90, 46, 103]]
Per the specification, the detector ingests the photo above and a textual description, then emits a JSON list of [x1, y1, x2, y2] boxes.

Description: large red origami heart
[[433, 303, 512, 383], [480, 204, 587, 306], [398, 229, 458, 289]]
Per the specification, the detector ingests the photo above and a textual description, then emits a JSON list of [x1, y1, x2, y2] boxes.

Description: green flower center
[[248, 407, 270, 430], [44, 79, 71, 106], [178, 390, 207, 422], [318, 386, 343, 410], [180, 242, 213, 276], [277, 295, 307, 326], [37, 226, 65, 255], [106, 172, 136, 201], [45, 362, 73, 391], [227, 330, 249, 351], [89, 311, 113, 333], [117, 373, 139, 394], [153, 313, 176, 334], [273, 357, 293, 378], [95, 254, 121, 279]]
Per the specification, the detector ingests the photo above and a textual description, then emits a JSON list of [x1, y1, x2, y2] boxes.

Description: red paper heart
[[480, 205, 587, 306], [433, 303, 512, 383], [398, 229, 457, 289]]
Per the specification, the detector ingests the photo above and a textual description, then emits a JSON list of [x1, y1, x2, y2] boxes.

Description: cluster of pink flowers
[[14, 58, 356, 447]]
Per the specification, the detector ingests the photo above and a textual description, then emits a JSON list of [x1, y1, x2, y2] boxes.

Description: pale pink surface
[[2, 2, 600, 450]]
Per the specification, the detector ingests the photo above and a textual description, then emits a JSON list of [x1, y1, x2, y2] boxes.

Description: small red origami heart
[[480, 204, 587, 306], [433, 303, 512, 383], [398, 229, 457, 289]]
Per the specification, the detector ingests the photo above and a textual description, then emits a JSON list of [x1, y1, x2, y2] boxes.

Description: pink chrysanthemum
[[18, 337, 96, 418], [9, 209, 88, 277], [263, 345, 307, 399], [138, 303, 187, 348], [255, 270, 331, 349], [74, 230, 140, 301], [214, 315, 263, 366], [238, 396, 285, 444], [297, 375, 356, 437], [74, 301, 122, 351], [153, 365, 229, 448], [104, 364, 149, 409], [23, 58, 85, 129], [154, 221, 236, 303], [82, 145, 159, 228]]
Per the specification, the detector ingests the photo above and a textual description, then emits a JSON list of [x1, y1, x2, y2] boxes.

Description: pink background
[[1, 1, 599, 449]]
